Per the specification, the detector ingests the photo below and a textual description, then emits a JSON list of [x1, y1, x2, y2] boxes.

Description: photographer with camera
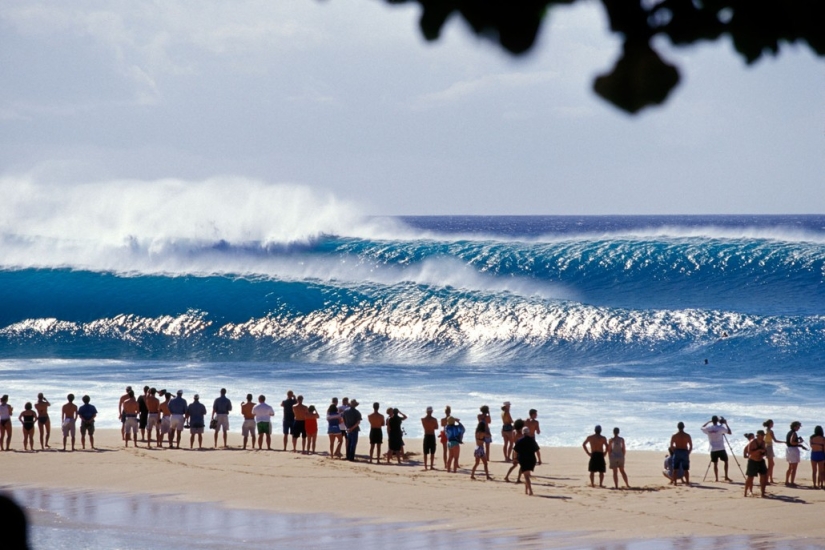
[[701, 415, 732, 482]]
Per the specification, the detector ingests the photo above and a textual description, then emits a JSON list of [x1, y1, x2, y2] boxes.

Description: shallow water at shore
[[5, 486, 821, 550]]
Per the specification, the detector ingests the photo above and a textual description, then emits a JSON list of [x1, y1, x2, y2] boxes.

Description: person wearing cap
[[342, 399, 362, 461], [744, 430, 769, 497], [121, 390, 140, 448], [421, 406, 439, 470], [501, 402, 515, 461], [211, 388, 232, 449], [187, 394, 207, 449], [669, 422, 693, 485], [582, 425, 609, 488], [168, 390, 188, 449]]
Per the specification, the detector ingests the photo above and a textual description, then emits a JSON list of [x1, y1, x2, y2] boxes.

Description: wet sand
[[3, 429, 825, 547]]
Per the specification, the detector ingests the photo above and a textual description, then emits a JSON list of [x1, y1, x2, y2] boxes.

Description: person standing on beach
[[281, 390, 297, 451], [187, 394, 207, 449], [470, 421, 492, 481], [35, 393, 51, 450], [669, 422, 693, 485], [137, 386, 150, 442], [421, 406, 438, 470], [608, 427, 630, 489], [762, 419, 783, 484], [168, 390, 188, 449], [77, 395, 97, 450], [440, 406, 452, 469], [582, 425, 608, 487], [0, 395, 12, 451], [122, 390, 140, 447], [478, 405, 492, 460], [785, 421, 804, 487], [367, 402, 384, 463], [514, 426, 540, 495], [387, 408, 407, 464], [744, 430, 768, 497], [159, 390, 173, 448], [305, 405, 319, 454], [211, 388, 232, 449], [701, 416, 732, 482], [501, 402, 515, 461], [327, 399, 343, 458], [445, 416, 464, 473], [252, 395, 275, 450], [61, 394, 78, 452], [291, 395, 309, 453], [144, 388, 160, 448], [524, 409, 542, 465], [18, 403, 37, 451], [241, 394, 256, 450], [118, 386, 132, 441], [505, 418, 526, 483], [808, 425, 825, 489], [342, 399, 362, 461]]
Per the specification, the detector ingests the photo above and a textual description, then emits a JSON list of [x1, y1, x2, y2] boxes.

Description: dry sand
[[3, 429, 825, 546]]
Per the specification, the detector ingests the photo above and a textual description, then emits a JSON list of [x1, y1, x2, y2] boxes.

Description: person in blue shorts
[[669, 422, 692, 485]]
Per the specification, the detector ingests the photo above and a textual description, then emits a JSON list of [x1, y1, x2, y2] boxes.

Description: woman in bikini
[[19, 402, 37, 452], [35, 393, 51, 450], [809, 425, 825, 489], [470, 421, 492, 480], [326, 402, 343, 458], [501, 401, 514, 461], [445, 417, 463, 473], [477, 405, 492, 460]]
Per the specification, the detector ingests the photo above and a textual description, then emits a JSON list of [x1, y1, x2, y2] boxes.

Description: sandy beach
[[3, 429, 825, 547]]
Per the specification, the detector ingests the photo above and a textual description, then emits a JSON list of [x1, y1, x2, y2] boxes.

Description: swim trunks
[[160, 416, 171, 434], [673, 449, 690, 471], [282, 418, 293, 436], [292, 420, 306, 438], [169, 414, 185, 433], [369, 427, 383, 445], [190, 425, 204, 435], [474, 445, 485, 459], [502, 424, 514, 433], [811, 451, 825, 462], [746, 459, 768, 477], [124, 416, 138, 437], [609, 454, 625, 469], [242, 418, 256, 438], [257, 421, 271, 435], [80, 419, 95, 436], [423, 433, 437, 455], [710, 449, 728, 463], [588, 451, 606, 473], [146, 413, 160, 432], [447, 440, 460, 449], [214, 414, 229, 432]]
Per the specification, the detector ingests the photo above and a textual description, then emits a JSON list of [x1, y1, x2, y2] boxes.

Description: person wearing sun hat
[[342, 399, 362, 461]]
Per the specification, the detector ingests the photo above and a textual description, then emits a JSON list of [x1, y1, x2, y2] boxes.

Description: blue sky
[[1, 0, 823, 215]]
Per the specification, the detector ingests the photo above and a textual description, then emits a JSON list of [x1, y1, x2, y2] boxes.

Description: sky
[[1, 0, 823, 216]]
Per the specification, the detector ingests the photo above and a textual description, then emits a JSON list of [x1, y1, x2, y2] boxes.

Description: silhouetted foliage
[[387, 0, 825, 113]]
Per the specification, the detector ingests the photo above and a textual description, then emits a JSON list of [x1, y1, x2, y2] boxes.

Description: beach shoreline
[[4, 429, 825, 547]]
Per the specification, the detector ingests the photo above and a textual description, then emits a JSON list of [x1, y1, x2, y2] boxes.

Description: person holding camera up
[[701, 415, 732, 482]]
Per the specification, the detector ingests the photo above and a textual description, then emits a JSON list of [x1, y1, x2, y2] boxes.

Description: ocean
[[2, 214, 824, 453]]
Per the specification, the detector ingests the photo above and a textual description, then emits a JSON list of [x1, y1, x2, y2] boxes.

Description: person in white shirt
[[251, 395, 275, 450], [701, 415, 732, 482]]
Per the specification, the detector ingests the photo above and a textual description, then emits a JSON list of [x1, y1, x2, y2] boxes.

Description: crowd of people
[[1, 389, 824, 498]]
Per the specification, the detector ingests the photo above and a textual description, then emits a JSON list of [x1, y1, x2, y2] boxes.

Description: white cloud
[[413, 70, 559, 109]]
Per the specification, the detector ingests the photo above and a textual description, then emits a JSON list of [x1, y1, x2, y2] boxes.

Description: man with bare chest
[[421, 407, 439, 470], [669, 422, 693, 485], [582, 425, 608, 487], [145, 388, 161, 448], [291, 395, 309, 453]]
